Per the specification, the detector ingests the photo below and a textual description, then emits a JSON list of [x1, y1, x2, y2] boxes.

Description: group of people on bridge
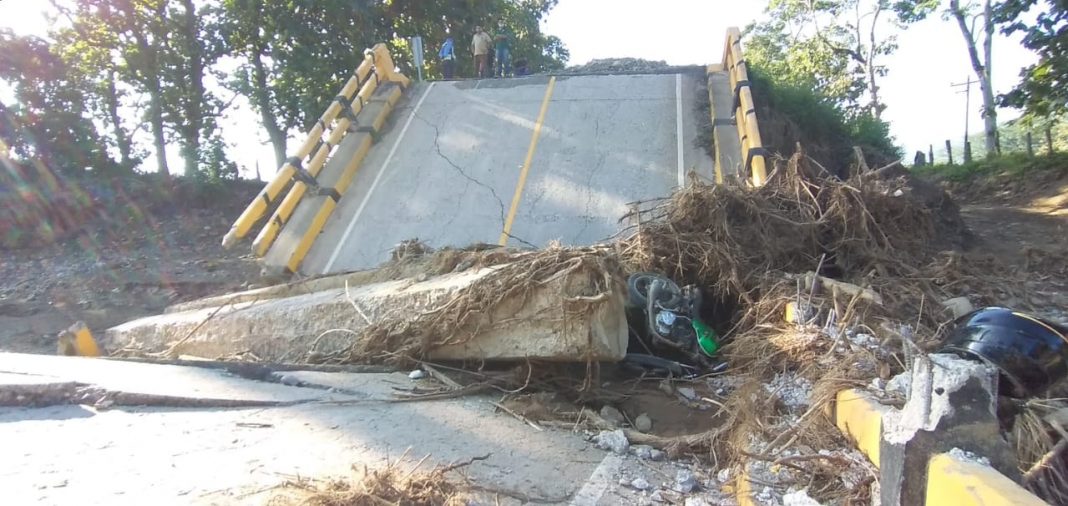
[[437, 21, 526, 80]]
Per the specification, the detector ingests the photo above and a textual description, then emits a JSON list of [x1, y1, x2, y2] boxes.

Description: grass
[[910, 152, 1068, 182]]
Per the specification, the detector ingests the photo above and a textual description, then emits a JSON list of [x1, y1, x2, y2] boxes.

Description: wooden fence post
[[1047, 127, 1055, 155], [929, 144, 935, 165], [1026, 132, 1034, 157], [945, 140, 954, 165]]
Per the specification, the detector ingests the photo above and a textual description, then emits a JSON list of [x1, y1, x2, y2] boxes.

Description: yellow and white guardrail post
[[221, 43, 395, 250], [722, 28, 768, 187]]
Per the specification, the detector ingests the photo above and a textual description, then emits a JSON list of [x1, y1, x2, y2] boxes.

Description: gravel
[[593, 429, 630, 455], [764, 372, 813, 411], [631, 445, 664, 461], [782, 488, 821, 505], [949, 447, 992, 466], [674, 469, 699, 493], [630, 477, 652, 491]]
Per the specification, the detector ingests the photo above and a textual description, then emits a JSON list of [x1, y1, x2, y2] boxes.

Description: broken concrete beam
[[107, 264, 628, 363], [834, 354, 1023, 506]]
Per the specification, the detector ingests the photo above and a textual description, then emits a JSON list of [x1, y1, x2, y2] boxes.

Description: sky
[[0, 0, 1042, 173]]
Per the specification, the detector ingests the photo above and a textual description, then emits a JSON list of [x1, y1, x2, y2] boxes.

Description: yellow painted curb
[[926, 452, 1045, 505], [733, 468, 757, 506], [834, 388, 889, 468]]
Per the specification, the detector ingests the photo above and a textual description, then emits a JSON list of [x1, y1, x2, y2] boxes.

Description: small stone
[[713, 465, 730, 482], [684, 498, 711, 506], [650, 489, 665, 502], [593, 429, 630, 455], [408, 370, 427, 380], [674, 469, 698, 494], [618, 477, 631, 486], [632, 445, 654, 460], [600, 405, 625, 427], [630, 477, 651, 491], [649, 449, 665, 461], [634, 413, 653, 432], [677, 387, 697, 401], [942, 297, 975, 318], [782, 488, 821, 505], [276, 374, 302, 386]]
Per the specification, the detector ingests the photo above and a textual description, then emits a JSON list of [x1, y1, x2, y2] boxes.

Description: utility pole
[[952, 77, 978, 163]]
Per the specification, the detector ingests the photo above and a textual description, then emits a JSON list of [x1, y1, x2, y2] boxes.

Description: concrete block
[[107, 264, 628, 363], [926, 452, 1045, 505], [877, 354, 1021, 506], [834, 388, 892, 467]]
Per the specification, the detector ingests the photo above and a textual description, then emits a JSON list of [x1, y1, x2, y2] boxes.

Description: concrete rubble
[[106, 263, 628, 363]]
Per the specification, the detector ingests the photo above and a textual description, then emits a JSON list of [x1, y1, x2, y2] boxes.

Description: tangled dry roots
[[275, 460, 468, 506], [323, 246, 625, 366]]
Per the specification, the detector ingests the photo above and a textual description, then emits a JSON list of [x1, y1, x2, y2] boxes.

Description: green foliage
[[997, 0, 1068, 119], [745, 19, 866, 108], [746, 0, 899, 118], [748, 66, 902, 174], [0, 30, 116, 174], [197, 136, 239, 183], [215, 0, 567, 167], [911, 151, 1068, 181]]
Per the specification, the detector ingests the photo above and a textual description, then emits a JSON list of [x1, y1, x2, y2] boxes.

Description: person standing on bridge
[[493, 20, 513, 78], [439, 35, 456, 79], [471, 26, 493, 78]]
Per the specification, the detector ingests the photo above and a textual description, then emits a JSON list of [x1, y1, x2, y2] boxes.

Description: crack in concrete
[[414, 113, 537, 248], [573, 114, 608, 244], [415, 114, 508, 229]]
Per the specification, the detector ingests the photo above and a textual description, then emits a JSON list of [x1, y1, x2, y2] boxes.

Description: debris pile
[[559, 58, 700, 75], [275, 456, 472, 506]]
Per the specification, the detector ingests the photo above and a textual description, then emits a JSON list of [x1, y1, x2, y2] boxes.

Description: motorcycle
[[622, 272, 727, 377]]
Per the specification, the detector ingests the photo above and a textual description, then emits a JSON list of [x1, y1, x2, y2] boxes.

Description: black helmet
[[941, 307, 1068, 398]]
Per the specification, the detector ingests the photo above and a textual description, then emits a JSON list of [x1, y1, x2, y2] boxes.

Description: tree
[[755, 0, 899, 119], [997, 0, 1068, 120], [0, 30, 114, 173], [218, 0, 567, 170], [52, 0, 175, 175], [51, 11, 142, 172], [896, 0, 1000, 157], [217, 0, 384, 168], [745, 18, 867, 110]]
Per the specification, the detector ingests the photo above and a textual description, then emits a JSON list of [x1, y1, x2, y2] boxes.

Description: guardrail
[[221, 43, 410, 253], [721, 28, 768, 186]]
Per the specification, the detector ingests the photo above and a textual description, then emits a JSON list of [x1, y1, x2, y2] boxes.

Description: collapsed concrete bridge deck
[[297, 73, 718, 276]]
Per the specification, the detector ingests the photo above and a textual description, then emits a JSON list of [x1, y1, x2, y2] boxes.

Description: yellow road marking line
[[499, 76, 556, 246]]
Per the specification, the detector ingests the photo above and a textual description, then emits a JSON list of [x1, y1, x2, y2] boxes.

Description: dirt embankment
[[924, 161, 1068, 322], [0, 176, 262, 354]]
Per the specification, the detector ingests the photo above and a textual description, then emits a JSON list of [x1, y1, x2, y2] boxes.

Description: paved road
[[301, 74, 714, 275], [0, 354, 734, 505]]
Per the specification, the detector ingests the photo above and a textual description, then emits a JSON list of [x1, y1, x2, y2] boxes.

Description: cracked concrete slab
[[302, 74, 712, 275], [0, 355, 610, 505], [0, 353, 359, 404]]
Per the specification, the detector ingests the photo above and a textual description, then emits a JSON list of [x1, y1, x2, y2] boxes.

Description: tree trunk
[[179, 0, 204, 177], [104, 69, 134, 171], [867, 2, 884, 119], [950, 0, 998, 159], [251, 51, 287, 167], [129, 22, 169, 176], [982, 0, 999, 156]]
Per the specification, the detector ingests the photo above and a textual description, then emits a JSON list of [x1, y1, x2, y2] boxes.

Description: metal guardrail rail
[[721, 27, 768, 187], [221, 43, 410, 256]]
